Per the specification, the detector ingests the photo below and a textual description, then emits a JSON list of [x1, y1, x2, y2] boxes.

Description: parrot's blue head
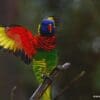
[[38, 17, 55, 36]]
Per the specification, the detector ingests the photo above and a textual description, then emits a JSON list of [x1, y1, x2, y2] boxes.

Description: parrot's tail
[[41, 85, 52, 100]]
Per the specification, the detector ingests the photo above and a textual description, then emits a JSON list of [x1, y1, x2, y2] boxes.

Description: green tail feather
[[41, 86, 51, 100]]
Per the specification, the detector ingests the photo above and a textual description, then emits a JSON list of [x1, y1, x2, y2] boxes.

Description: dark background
[[0, 0, 100, 100]]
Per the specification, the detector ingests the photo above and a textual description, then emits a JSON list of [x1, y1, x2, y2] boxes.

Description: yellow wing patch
[[0, 27, 17, 52]]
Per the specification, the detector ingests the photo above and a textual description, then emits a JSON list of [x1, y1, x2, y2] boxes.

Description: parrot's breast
[[32, 49, 57, 83]]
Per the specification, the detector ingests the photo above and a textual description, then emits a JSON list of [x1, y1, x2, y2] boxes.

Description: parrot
[[0, 17, 57, 100]]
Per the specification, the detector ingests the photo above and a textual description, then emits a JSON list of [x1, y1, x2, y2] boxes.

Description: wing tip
[[0, 46, 32, 64], [13, 50, 32, 64]]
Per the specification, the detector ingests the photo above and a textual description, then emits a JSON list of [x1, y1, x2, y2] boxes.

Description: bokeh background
[[0, 0, 100, 100]]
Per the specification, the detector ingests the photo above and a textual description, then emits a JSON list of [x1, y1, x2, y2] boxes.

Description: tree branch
[[10, 86, 17, 100], [29, 63, 70, 100], [54, 70, 86, 100]]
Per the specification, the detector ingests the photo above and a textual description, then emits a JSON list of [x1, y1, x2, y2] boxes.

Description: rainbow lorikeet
[[0, 17, 57, 100]]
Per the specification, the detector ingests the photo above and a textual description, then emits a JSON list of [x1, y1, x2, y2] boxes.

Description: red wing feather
[[0, 26, 37, 64]]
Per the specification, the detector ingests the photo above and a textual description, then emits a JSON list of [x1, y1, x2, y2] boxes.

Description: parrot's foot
[[42, 74, 52, 82]]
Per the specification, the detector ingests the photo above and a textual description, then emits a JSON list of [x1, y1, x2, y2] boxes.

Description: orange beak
[[48, 24, 52, 33]]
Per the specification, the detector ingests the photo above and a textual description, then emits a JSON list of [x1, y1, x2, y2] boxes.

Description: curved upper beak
[[48, 24, 52, 33]]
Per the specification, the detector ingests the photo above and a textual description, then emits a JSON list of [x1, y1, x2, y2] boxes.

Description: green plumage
[[32, 49, 57, 100], [32, 49, 57, 83]]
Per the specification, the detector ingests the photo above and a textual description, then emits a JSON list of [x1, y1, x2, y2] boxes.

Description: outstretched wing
[[0, 25, 37, 64]]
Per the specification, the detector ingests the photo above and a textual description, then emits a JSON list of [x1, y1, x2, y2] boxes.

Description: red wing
[[0, 26, 37, 64]]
